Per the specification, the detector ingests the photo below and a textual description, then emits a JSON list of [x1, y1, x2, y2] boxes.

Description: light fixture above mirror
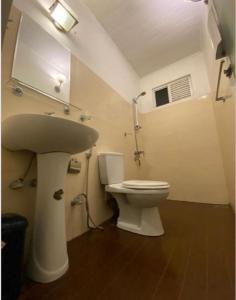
[[49, 0, 78, 32]]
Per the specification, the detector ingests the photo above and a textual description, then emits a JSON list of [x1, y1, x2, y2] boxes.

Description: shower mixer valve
[[134, 150, 144, 160], [134, 150, 144, 155], [135, 125, 142, 130]]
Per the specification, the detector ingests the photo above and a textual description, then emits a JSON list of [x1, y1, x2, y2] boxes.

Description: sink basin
[[2, 113, 99, 283], [2, 113, 98, 154]]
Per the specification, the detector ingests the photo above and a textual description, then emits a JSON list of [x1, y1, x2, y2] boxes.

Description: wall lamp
[[54, 73, 66, 93], [49, 0, 79, 32]]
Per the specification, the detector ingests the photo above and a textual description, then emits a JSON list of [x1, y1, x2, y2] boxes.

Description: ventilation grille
[[169, 75, 192, 102], [153, 74, 193, 108]]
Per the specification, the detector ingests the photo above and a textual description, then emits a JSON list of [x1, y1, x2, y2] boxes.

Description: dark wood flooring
[[19, 200, 235, 300]]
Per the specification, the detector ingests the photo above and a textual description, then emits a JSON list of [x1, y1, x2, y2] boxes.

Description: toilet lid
[[122, 180, 169, 189]]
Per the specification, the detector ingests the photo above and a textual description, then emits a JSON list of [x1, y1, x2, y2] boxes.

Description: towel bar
[[216, 60, 225, 102]]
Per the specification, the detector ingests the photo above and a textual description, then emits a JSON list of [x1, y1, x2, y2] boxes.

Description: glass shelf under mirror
[[5, 79, 82, 117]]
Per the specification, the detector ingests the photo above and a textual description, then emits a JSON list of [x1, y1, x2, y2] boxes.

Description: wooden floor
[[19, 200, 235, 300]]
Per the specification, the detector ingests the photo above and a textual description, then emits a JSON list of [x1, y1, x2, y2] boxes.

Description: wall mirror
[[12, 14, 71, 104]]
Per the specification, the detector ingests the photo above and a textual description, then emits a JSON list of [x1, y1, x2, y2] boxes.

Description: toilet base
[[117, 206, 164, 236]]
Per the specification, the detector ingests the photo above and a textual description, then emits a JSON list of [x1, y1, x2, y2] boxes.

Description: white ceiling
[[82, 0, 205, 77]]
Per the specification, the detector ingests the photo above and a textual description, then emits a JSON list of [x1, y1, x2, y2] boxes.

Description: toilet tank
[[98, 152, 124, 184]]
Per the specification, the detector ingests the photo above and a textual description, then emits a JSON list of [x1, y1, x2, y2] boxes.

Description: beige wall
[[211, 67, 235, 211], [140, 98, 229, 204], [2, 7, 139, 253], [213, 93, 235, 210], [201, 1, 235, 211], [208, 64, 235, 213]]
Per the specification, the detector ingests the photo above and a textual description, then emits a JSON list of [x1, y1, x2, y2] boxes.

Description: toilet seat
[[122, 180, 169, 189], [106, 183, 169, 194]]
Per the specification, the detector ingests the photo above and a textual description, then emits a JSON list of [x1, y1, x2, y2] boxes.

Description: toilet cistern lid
[[122, 180, 169, 189]]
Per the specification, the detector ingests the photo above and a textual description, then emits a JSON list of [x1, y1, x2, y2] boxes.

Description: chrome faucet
[[80, 114, 92, 122]]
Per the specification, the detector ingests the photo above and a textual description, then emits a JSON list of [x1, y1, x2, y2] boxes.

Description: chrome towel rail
[[216, 60, 225, 102]]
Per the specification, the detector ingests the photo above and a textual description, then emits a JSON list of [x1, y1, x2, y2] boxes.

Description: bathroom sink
[[2, 113, 98, 154], [2, 113, 99, 283]]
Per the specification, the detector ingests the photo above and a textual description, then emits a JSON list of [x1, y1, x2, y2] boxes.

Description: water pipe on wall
[[132, 92, 146, 166]]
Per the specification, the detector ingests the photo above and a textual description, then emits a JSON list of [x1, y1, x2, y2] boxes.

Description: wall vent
[[153, 75, 192, 107], [169, 75, 192, 102]]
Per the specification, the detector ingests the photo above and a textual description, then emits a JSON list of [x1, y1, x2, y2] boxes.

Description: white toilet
[[98, 152, 170, 236]]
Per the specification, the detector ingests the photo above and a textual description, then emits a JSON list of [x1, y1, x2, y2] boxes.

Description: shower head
[[133, 91, 146, 103]]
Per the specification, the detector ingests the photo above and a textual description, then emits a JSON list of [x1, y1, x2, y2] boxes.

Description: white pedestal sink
[[2, 114, 99, 283]]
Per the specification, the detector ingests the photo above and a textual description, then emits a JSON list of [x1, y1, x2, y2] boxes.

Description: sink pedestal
[[27, 152, 70, 283]]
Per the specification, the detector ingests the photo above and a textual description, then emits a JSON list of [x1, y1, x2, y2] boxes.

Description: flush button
[[53, 189, 64, 200]]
